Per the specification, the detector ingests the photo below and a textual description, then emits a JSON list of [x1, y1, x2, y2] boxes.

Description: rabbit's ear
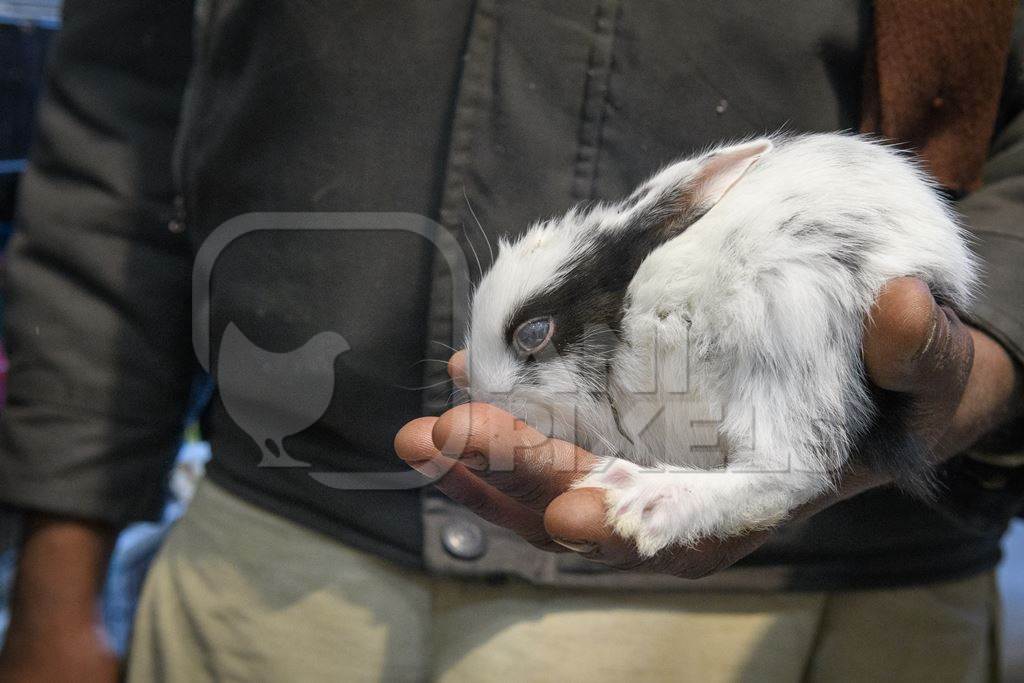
[[692, 138, 773, 207]]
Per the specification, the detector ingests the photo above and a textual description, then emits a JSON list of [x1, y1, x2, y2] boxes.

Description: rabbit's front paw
[[580, 460, 704, 557]]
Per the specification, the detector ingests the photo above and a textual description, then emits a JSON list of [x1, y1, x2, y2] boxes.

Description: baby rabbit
[[464, 133, 977, 557]]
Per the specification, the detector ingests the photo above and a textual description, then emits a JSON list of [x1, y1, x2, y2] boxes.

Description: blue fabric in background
[[101, 441, 211, 654], [1, 8, 56, 230]]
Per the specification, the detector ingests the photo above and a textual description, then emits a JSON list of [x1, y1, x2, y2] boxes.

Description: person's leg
[[430, 579, 827, 683], [805, 572, 1000, 683], [127, 479, 432, 682]]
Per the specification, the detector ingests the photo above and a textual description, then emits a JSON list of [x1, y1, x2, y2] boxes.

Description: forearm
[[0, 515, 117, 657], [4, 514, 117, 631]]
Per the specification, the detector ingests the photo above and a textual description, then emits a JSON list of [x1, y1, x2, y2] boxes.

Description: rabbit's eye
[[513, 317, 554, 357]]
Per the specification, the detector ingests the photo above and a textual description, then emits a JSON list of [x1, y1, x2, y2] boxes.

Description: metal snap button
[[441, 519, 487, 560]]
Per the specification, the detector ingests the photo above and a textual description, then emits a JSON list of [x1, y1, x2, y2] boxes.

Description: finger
[[863, 277, 973, 396], [447, 350, 469, 389], [543, 487, 639, 564], [434, 471, 557, 550], [394, 417, 554, 548], [394, 416, 457, 477], [431, 402, 599, 512]]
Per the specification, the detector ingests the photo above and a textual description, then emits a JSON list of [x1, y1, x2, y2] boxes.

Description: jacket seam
[[570, 0, 620, 203]]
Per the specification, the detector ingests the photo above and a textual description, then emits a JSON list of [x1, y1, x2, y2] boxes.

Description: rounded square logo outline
[[193, 212, 469, 490]]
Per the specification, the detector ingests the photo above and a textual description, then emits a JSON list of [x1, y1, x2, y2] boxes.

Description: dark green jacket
[[2, 0, 1023, 590]]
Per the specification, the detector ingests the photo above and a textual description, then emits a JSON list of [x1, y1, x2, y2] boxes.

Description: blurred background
[[1005, 527, 1024, 679], [0, 0, 1020, 677]]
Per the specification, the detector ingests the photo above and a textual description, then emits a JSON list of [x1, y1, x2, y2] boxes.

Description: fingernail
[[461, 452, 488, 471], [908, 302, 942, 363], [553, 538, 598, 554], [409, 460, 445, 479]]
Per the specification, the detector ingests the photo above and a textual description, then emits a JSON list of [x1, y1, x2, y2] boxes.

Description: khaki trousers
[[128, 480, 1001, 682]]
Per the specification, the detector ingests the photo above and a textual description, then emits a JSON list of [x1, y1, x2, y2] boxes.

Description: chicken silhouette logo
[[217, 322, 349, 467]]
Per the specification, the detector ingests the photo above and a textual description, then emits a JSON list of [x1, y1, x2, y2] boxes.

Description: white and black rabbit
[[464, 133, 977, 557]]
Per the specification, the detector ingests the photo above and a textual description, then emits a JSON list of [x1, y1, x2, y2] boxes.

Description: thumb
[[863, 277, 973, 396]]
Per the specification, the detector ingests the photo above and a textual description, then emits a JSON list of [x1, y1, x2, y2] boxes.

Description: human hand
[[395, 278, 1018, 576]]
